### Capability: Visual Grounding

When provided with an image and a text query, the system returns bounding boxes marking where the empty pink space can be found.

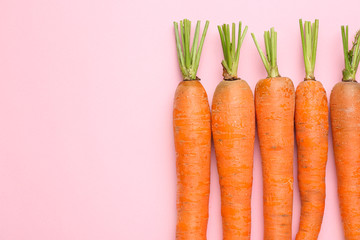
[0,0,359,239]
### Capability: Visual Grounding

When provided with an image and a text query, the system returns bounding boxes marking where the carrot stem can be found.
[251,28,280,78]
[217,22,248,78]
[190,21,200,68]
[342,25,360,81]
[174,19,209,80]
[299,19,319,80]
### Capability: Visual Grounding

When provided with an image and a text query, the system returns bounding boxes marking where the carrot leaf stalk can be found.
[342,26,360,81]
[251,28,280,78]
[174,19,210,80]
[299,19,319,80]
[218,22,248,79]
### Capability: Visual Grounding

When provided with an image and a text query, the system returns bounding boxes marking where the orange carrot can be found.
[212,22,255,239]
[331,26,360,240]
[252,28,295,239]
[173,19,211,240]
[295,19,328,240]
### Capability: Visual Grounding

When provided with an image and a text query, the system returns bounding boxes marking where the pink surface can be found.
[1,0,359,239]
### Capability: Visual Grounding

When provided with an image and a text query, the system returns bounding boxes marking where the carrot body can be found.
[295,80,328,240]
[255,77,295,239]
[212,79,255,239]
[173,80,211,240]
[331,81,360,240]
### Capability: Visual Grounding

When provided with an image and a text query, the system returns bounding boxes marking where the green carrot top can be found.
[251,28,280,78]
[299,19,319,80]
[342,26,360,81]
[174,19,209,80]
[217,22,248,80]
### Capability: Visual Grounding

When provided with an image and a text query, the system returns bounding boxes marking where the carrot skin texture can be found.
[212,80,255,239]
[331,82,360,240]
[255,77,295,240]
[173,80,211,240]
[295,80,328,240]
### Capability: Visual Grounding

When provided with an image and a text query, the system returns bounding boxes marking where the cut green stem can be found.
[342,25,360,81]
[217,22,248,79]
[174,19,209,80]
[251,28,280,78]
[299,19,319,80]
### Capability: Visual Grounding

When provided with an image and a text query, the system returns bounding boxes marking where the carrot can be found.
[173,19,211,240]
[295,19,328,240]
[212,22,255,239]
[330,26,360,240]
[252,28,295,239]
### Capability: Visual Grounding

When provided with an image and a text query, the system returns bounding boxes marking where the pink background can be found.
[1,0,359,239]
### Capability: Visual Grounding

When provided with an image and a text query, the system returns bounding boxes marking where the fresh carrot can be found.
[295,19,328,240]
[212,22,255,239]
[252,28,295,239]
[173,19,211,240]
[330,26,360,240]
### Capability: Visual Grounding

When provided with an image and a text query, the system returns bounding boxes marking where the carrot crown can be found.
[217,22,248,79]
[342,26,360,81]
[174,19,210,80]
[251,28,280,78]
[299,19,319,80]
